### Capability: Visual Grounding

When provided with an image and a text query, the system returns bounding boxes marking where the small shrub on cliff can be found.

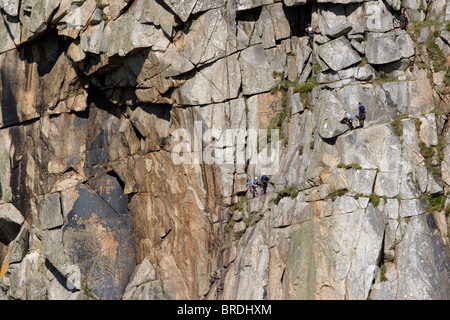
[426,194,446,213]
[379,264,388,282]
[390,113,408,136]
[369,193,381,207]
[426,35,447,73]
[326,188,348,201]
[419,141,435,158]
[274,185,299,205]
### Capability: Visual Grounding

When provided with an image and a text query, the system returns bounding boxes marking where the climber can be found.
[305,23,314,47]
[400,7,408,30]
[354,102,366,128]
[260,173,270,195]
[340,110,354,130]
[250,177,258,198]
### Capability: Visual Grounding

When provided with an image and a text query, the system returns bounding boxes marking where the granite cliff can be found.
[0,0,449,300]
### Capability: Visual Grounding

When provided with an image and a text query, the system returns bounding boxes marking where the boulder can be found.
[240,44,283,96]
[0,203,24,244]
[366,36,401,65]
[41,193,63,230]
[178,8,229,66]
[0,0,20,16]
[161,0,197,22]
[177,53,241,105]
[287,87,304,115]
[295,37,312,79]
[122,258,166,300]
[318,4,353,38]
[20,0,61,41]
[315,90,349,139]
[132,0,177,37]
[418,113,439,147]
[363,1,394,33]
[317,36,361,71]
[255,6,276,49]
[350,39,365,55]
[396,34,415,58]
[354,64,375,81]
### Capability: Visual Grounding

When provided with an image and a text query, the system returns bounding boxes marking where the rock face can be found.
[0,0,449,300]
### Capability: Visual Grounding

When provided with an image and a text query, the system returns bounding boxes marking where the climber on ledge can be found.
[354,102,366,128]
[400,7,408,30]
[250,177,259,198]
[305,23,314,47]
[260,173,270,195]
[340,111,354,130]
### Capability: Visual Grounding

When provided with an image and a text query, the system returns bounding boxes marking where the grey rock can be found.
[283,0,307,5]
[287,88,304,115]
[240,44,283,96]
[317,70,340,83]
[161,0,197,22]
[222,221,269,299]
[61,183,135,300]
[399,199,427,218]
[123,258,166,300]
[354,64,375,81]
[346,169,377,195]
[0,0,19,16]
[255,6,277,49]
[315,90,349,139]
[419,113,439,147]
[266,3,291,42]
[0,203,24,244]
[20,0,61,41]
[350,39,365,55]
[385,0,401,11]
[396,215,449,299]
[418,27,429,44]
[366,36,401,65]
[347,204,385,299]
[396,34,415,58]
[317,36,361,71]
[235,0,273,11]
[318,4,353,38]
[179,8,229,66]
[177,53,241,105]
[363,1,394,33]
[41,193,63,230]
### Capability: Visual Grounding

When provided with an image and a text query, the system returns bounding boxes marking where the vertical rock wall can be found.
[0,0,449,300]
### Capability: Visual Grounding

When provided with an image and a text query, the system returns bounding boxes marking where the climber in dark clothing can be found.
[260,173,269,195]
[400,7,408,30]
[354,102,366,128]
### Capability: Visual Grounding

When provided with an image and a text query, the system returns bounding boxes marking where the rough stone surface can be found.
[0,0,449,302]
[366,36,401,64]
[317,36,361,71]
